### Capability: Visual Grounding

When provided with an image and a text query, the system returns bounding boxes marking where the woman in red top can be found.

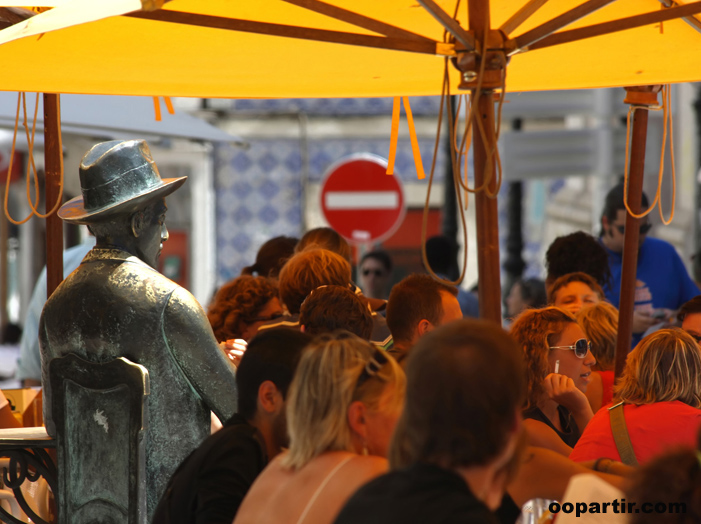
[570,328,701,465]
[576,302,619,413]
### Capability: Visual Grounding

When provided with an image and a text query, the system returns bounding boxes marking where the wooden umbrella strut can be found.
[465,0,505,323]
[613,86,661,379]
[43,93,63,298]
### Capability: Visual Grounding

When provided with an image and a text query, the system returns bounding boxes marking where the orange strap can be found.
[153,96,162,121]
[386,97,400,175]
[163,96,175,115]
[386,97,425,180]
[402,96,425,180]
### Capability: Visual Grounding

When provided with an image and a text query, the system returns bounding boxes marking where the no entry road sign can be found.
[320,154,405,244]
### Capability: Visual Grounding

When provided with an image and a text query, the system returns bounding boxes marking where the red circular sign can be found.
[320,154,405,244]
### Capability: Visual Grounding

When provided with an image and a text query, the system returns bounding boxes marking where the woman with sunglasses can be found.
[510,307,596,456]
[570,328,701,466]
[234,331,406,524]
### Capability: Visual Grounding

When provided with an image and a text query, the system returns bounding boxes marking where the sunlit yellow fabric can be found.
[0,0,699,97]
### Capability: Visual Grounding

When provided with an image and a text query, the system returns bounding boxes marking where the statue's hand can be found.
[220,339,247,368]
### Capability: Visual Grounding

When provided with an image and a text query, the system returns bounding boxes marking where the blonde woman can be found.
[570,328,701,465]
[234,332,406,524]
[510,307,596,456]
[576,302,619,412]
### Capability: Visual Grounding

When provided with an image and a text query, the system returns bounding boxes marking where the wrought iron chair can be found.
[50,354,149,524]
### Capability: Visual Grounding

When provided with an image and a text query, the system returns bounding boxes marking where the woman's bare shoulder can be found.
[344,455,388,480]
[523,419,573,456]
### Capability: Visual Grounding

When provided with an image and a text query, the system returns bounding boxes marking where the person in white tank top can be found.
[234,331,406,524]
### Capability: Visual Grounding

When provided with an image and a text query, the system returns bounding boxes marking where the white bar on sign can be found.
[325,191,399,210]
[352,230,371,241]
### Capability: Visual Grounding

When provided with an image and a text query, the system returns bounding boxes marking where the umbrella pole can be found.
[468,0,502,323]
[43,93,63,298]
[473,92,502,322]
[613,86,660,378]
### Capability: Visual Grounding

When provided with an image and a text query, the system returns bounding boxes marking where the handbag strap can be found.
[608,401,639,467]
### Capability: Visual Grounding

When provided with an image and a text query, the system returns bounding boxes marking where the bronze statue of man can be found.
[39,139,238,518]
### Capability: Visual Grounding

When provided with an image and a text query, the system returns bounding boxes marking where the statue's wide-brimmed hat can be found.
[58,139,187,224]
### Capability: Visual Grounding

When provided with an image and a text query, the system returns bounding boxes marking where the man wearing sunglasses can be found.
[600,182,699,347]
[358,250,393,301]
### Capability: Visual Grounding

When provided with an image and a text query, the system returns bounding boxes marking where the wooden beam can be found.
[416,0,476,51]
[126,10,441,55]
[658,0,701,35]
[614,95,652,378]
[43,93,63,298]
[0,186,6,332]
[0,6,35,30]
[528,0,701,51]
[512,0,616,50]
[500,0,549,36]
[468,0,502,324]
[280,0,434,41]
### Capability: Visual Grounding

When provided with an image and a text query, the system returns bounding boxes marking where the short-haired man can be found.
[358,250,393,300]
[299,285,373,340]
[333,319,525,524]
[599,183,699,346]
[153,329,311,524]
[386,274,463,361]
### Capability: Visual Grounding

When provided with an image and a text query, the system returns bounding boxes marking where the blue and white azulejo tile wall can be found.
[212,97,450,285]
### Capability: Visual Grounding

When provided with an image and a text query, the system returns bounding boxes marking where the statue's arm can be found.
[162,287,238,422]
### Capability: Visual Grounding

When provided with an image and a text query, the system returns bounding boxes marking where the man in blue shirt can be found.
[600,183,699,347]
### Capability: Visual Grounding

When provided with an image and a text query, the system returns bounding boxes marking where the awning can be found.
[0,1,699,97]
[0,92,244,144]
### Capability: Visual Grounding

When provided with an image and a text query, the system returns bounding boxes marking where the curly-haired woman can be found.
[208,275,283,342]
[510,307,596,456]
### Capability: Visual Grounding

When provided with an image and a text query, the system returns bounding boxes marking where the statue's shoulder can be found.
[164,284,206,318]
[52,248,180,305]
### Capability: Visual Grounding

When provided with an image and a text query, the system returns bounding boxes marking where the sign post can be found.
[320,154,405,246]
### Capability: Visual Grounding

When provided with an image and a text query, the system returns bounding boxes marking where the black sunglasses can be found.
[615,222,652,235]
[356,349,389,389]
[549,338,591,358]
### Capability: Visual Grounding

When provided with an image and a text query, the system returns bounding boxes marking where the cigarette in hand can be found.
[554,360,560,374]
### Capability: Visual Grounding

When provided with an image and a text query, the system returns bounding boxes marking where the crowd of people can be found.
[148,182,701,524]
[21,169,701,523]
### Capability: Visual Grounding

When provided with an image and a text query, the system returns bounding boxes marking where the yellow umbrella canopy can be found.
[0,0,699,97]
[0,0,697,342]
